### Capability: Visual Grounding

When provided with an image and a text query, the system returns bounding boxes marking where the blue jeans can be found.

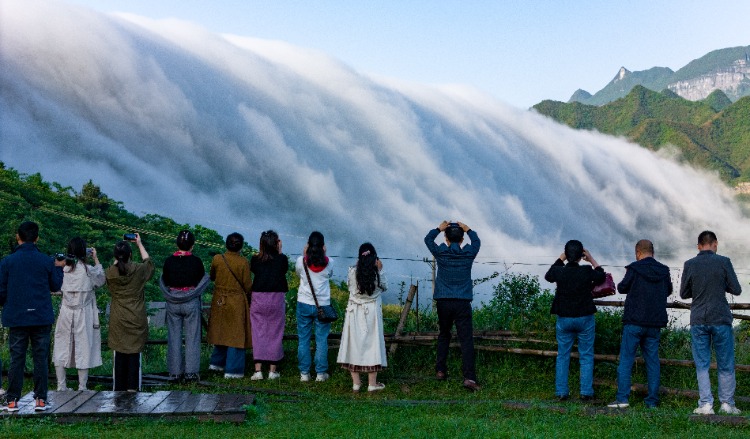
[210,345,246,375]
[555,315,595,397]
[615,325,661,406]
[691,324,736,406]
[166,298,203,376]
[7,325,51,401]
[297,302,331,375]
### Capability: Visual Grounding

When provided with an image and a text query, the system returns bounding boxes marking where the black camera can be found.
[54,253,67,261]
[448,222,461,229]
[123,233,137,241]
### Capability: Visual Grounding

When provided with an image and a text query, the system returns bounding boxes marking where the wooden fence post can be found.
[389,284,418,355]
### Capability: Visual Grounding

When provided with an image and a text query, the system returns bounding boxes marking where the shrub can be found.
[475,272,555,334]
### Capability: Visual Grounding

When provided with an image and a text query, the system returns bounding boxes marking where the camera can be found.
[448,222,461,228]
[86,247,94,256]
[123,233,137,241]
[54,253,67,261]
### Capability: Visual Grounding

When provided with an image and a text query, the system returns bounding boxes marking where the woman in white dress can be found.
[53,237,106,391]
[337,242,387,392]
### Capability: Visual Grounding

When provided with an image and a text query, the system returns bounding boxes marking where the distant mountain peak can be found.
[568,89,592,103]
[564,45,750,106]
[615,67,631,82]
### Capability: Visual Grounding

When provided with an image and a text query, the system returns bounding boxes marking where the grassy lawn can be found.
[1,345,749,438]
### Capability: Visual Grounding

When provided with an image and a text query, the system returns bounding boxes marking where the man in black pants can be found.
[424,221,481,391]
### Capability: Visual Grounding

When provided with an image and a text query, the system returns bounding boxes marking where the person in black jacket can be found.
[545,239,605,401]
[607,240,672,409]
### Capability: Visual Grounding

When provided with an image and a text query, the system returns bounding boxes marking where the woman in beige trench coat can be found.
[207,232,252,378]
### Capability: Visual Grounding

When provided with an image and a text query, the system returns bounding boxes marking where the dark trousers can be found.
[7,325,51,401]
[113,351,141,391]
[435,299,476,381]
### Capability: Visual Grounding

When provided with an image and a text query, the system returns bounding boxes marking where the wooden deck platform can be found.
[0,390,254,423]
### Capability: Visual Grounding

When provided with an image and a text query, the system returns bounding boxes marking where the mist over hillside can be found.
[2,0,750,294]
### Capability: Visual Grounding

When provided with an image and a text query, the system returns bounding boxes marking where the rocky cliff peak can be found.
[614,67,631,82]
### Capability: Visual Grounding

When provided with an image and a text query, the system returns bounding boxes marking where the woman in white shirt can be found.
[295,231,333,382]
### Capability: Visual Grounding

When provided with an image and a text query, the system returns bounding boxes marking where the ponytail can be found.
[113,241,132,276]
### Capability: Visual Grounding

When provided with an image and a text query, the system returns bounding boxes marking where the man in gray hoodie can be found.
[680,231,742,415]
[607,239,672,409]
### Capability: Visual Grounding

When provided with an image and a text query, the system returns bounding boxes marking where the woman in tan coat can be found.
[207,232,252,378]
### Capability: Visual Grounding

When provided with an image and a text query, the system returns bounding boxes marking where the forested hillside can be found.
[533,87,750,182]
[0,163,235,301]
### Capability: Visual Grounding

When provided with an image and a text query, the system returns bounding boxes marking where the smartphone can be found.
[123,233,137,241]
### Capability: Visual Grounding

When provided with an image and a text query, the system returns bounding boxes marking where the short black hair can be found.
[698,230,717,246]
[17,221,39,243]
[445,225,464,243]
[564,240,584,262]
[226,232,244,252]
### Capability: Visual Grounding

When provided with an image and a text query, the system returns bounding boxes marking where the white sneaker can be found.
[208,364,224,372]
[607,401,629,409]
[693,403,714,415]
[300,373,311,382]
[315,373,330,382]
[223,373,244,379]
[720,402,741,415]
[250,371,264,381]
[268,371,280,380]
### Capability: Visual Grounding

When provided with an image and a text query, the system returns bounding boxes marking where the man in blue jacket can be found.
[680,230,742,415]
[424,221,481,391]
[607,239,672,409]
[0,221,64,412]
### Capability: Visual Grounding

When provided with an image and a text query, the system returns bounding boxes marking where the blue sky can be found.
[64,0,749,108]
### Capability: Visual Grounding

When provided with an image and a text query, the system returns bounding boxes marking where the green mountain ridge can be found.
[569,45,750,106]
[534,87,750,183]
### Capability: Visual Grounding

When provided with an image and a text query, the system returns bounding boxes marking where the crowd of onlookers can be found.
[0,220,744,416]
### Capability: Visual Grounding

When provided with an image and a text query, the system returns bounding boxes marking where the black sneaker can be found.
[184,373,200,383]
[580,395,595,402]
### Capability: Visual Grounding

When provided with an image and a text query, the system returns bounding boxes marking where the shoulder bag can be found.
[303,259,338,323]
[221,254,251,303]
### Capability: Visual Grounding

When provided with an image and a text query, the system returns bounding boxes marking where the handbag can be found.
[303,259,338,323]
[592,272,616,298]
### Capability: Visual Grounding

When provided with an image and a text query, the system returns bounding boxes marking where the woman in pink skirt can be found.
[249,230,289,380]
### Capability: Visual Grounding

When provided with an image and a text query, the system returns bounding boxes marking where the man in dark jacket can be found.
[545,240,605,401]
[0,221,64,412]
[680,230,742,415]
[607,240,672,409]
[424,221,480,391]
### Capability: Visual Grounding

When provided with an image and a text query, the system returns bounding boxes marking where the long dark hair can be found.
[355,242,381,296]
[66,237,88,273]
[258,230,280,262]
[113,240,132,276]
[305,231,327,268]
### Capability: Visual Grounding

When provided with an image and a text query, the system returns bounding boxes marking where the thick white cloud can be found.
[1,0,749,301]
